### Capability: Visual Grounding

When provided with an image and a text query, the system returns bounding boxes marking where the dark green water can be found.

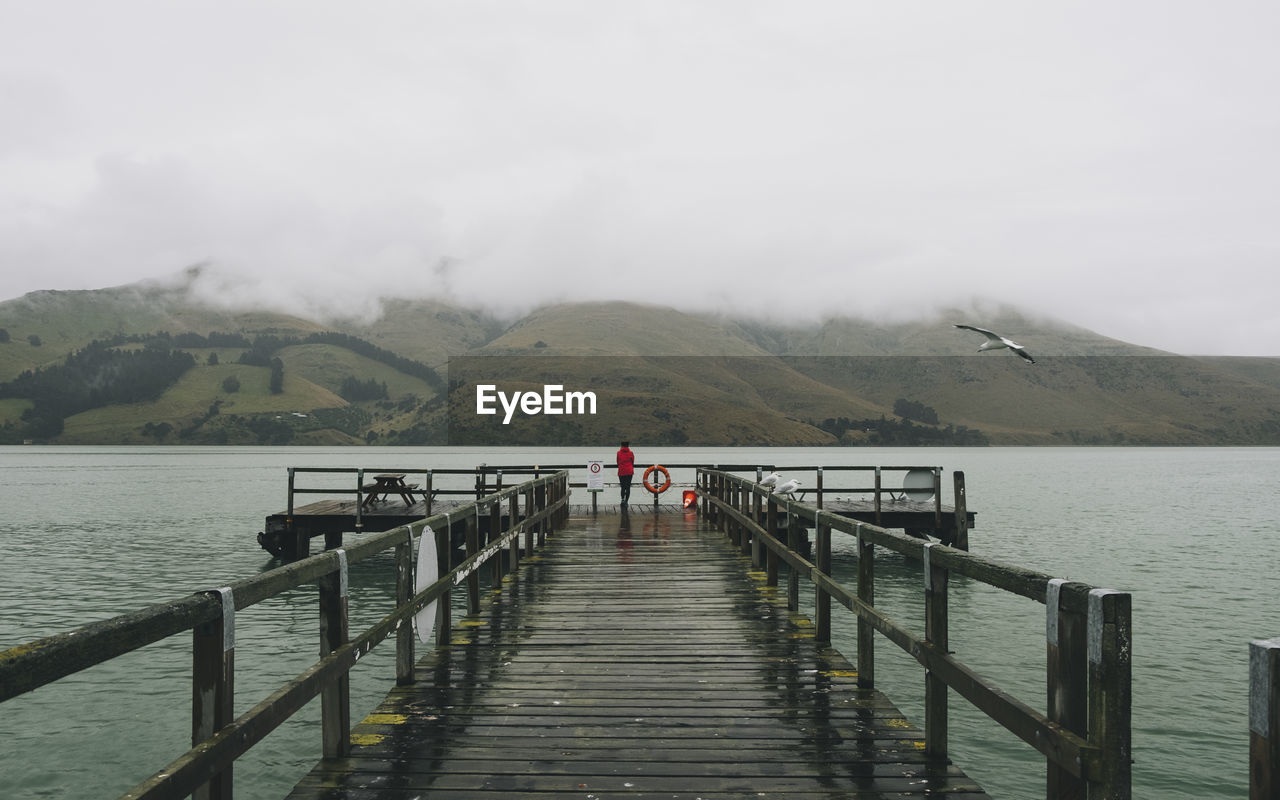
[1,445,1275,799]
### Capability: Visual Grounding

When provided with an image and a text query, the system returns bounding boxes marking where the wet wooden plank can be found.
[285,513,990,799]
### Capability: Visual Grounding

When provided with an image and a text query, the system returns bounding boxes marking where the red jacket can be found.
[616,447,635,476]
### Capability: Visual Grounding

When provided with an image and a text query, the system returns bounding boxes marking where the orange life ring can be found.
[642,464,672,494]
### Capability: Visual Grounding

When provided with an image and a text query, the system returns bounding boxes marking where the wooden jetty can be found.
[286,511,988,798]
[15,463,1249,800]
[259,464,977,560]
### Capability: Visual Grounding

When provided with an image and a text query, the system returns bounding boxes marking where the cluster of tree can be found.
[339,376,389,402]
[0,340,196,441]
[892,398,939,424]
[54,329,443,393]
[817,415,989,446]
[304,332,444,391]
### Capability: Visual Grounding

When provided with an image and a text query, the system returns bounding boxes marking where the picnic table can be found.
[361,473,419,507]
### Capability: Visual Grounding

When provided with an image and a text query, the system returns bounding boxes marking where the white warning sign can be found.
[586,460,604,492]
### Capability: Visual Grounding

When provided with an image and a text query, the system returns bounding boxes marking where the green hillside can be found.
[4,279,1280,446]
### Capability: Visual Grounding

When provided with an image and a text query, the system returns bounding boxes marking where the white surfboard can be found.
[413,525,439,644]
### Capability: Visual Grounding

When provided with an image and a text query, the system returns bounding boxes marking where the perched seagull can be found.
[758,472,781,490]
[954,324,1036,364]
[773,478,801,498]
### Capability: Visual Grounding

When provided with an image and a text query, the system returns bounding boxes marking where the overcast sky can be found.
[2,2,1278,355]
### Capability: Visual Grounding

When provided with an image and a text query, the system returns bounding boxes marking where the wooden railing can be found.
[697,467,1132,800]
[0,471,571,800]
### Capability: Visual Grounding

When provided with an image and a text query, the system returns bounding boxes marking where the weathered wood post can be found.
[287,467,296,516]
[757,496,778,583]
[354,468,364,533]
[710,472,720,529]
[815,514,831,645]
[319,549,351,759]
[435,523,451,646]
[816,467,824,510]
[395,533,414,685]
[1088,589,1132,799]
[764,495,778,579]
[489,499,503,586]
[508,490,521,574]
[1046,578,1087,799]
[932,467,943,531]
[749,483,762,557]
[465,509,481,614]
[1250,637,1280,799]
[535,470,546,547]
[953,471,969,551]
[857,525,875,689]
[424,470,433,515]
[192,587,235,800]
[786,511,801,611]
[524,486,536,558]
[873,467,882,527]
[739,481,753,557]
[923,542,949,761]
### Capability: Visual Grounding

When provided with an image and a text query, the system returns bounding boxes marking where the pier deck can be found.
[285,511,989,799]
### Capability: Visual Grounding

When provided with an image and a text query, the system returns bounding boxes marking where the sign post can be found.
[586,460,604,515]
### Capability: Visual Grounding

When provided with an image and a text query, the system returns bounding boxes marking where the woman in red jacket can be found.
[616,441,635,505]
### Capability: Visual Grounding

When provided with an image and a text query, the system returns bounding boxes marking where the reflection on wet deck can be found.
[286,511,989,799]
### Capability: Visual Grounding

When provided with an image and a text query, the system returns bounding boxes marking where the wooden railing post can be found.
[435,522,451,647]
[465,509,481,614]
[524,487,535,558]
[953,471,969,551]
[287,467,296,516]
[857,525,875,689]
[354,468,364,532]
[816,467,824,510]
[1252,637,1280,799]
[739,481,753,557]
[786,511,800,611]
[319,550,350,760]
[192,587,235,800]
[490,500,503,586]
[535,477,547,547]
[751,484,762,557]
[932,467,943,530]
[923,542,949,761]
[1088,589,1132,799]
[873,467,882,526]
[508,490,521,574]
[815,517,831,645]
[764,496,778,581]
[424,470,433,514]
[395,535,415,685]
[727,479,738,546]
[1046,578,1088,799]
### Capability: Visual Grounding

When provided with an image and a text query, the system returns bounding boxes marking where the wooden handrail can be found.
[697,467,1132,799]
[0,471,571,800]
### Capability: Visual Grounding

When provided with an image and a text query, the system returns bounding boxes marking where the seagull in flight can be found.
[954,324,1036,364]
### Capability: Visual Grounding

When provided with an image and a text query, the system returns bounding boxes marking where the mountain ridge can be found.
[2,278,1278,446]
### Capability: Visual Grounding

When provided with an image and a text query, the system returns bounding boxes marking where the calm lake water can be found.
[0,445,1276,799]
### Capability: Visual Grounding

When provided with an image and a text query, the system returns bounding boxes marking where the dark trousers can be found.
[619,474,633,503]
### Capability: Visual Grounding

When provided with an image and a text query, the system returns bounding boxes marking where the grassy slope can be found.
[6,280,1280,445]
[60,361,348,444]
[279,343,439,400]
